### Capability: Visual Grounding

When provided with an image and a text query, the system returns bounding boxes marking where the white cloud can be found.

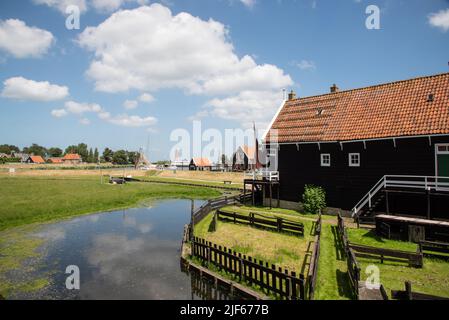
[77,4,292,94]
[0,19,54,58]
[91,0,149,13]
[106,114,157,127]
[65,100,102,114]
[295,59,316,71]
[429,9,449,32]
[77,4,292,127]
[1,77,69,101]
[206,90,284,129]
[123,99,138,110]
[138,93,155,103]
[33,0,88,13]
[80,117,91,125]
[51,108,68,117]
[240,0,256,8]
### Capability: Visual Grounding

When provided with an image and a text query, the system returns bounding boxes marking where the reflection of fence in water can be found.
[189,271,236,301]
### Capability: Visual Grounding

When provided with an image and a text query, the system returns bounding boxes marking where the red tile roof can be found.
[49,157,63,163]
[191,158,212,167]
[266,73,449,144]
[62,153,82,160]
[29,156,45,163]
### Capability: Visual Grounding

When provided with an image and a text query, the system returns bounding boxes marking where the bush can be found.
[302,185,326,215]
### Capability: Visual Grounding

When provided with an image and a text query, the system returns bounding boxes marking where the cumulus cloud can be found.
[77,4,292,126]
[138,93,155,103]
[51,99,157,129]
[296,59,316,71]
[33,0,88,13]
[429,9,449,32]
[1,77,69,101]
[105,114,157,127]
[206,90,284,129]
[91,0,149,13]
[0,19,54,58]
[123,99,138,110]
[65,100,102,114]
[240,0,256,8]
[51,109,68,117]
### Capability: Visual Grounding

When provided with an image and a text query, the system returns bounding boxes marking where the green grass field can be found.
[0,175,221,231]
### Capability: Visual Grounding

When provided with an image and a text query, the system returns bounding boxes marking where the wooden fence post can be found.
[405,281,412,300]
[299,274,305,300]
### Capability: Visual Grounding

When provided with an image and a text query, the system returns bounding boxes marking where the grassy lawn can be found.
[0,175,221,231]
[346,226,449,298]
[193,206,315,274]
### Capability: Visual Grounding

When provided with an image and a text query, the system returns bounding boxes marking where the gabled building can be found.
[62,153,82,165]
[189,158,212,171]
[264,72,449,220]
[47,157,63,164]
[232,145,256,171]
[26,155,46,164]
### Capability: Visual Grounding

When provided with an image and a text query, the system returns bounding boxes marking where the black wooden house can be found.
[264,73,449,221]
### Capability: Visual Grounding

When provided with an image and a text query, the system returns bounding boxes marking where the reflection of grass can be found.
[0,225,49,298]
[0,175,221,231]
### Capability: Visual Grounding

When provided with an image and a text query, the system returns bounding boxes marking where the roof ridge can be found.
[289,72,449,102]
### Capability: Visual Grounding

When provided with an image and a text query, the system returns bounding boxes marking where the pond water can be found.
[3,199,236,300]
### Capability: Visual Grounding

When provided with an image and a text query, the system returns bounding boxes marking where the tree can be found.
[0,144,20,155]
[48,147,63,157]
[112,150,128,165]
[94,148,99,163]
[102,148,114,163]
[77,143,88,162]
[65,145,78,155]
[88,148,94,163]
[302,185,326,215]
[23,144,47,157]
[128,151,138,165]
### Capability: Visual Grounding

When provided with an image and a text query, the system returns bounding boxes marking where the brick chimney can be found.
[288,90,297,100]
[330,84,339,93]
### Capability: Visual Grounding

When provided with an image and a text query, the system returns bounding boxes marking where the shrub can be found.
[302,185,326,215]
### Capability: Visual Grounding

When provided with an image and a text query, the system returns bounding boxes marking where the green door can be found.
[437,154,449,188]
[438,154,449,177]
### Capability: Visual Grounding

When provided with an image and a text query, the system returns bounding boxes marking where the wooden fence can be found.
[349,243,423,268]
[391,281,449,300]
[216,210,304,236]
[192,194,252,226]
[419,241,449,260]
[191,237,306,300]
[307,215,322,300]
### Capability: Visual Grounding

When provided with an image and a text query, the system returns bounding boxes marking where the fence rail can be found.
[216,210,304,236]
[391,281,449,300]
[307,215,322,300]
[191,237,306,300]
[352,175,449,218]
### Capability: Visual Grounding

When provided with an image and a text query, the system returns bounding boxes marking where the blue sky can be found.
[1,0,449,161]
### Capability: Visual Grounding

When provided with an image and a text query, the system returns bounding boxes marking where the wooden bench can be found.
[223,180,232,185]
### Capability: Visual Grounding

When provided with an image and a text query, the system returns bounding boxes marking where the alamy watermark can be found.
[366,5,381,30]
[65,265,80,290]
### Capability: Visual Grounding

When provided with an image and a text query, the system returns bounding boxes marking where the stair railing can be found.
[351,175,449,218]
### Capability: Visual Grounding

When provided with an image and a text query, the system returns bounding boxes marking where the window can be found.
[349,153,360,167]
[437,145,449,154]
[320,154,331,167]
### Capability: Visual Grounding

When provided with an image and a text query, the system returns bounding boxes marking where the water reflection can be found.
[3,199,240,300]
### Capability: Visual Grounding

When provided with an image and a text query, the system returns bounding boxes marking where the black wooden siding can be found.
[277,136,449,218]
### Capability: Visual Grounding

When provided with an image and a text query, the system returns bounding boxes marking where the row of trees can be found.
[0,143,140,165]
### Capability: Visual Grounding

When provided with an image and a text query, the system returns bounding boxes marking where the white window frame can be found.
[348,153,360,167]
[320,153,331,167]
[435,144,449,179]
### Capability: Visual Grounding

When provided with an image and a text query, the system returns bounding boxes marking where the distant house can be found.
[189,158,212,171]
[0,153,10,158]
[26,156,46,164]
[62,153,82,165]
[11,152,29,163]
[47,157,63,164]
[171,159,190,171]
[232,145,256,171]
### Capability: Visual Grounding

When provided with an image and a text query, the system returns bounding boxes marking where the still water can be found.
[6,199,235,300]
